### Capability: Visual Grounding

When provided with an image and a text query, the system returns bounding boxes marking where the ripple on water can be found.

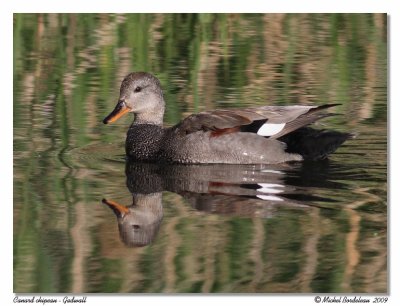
[64,142,126,169]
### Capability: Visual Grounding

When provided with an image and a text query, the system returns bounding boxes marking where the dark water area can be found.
[13,14,387,293]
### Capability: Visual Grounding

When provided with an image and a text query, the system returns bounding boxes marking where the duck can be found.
[103,72,352,164]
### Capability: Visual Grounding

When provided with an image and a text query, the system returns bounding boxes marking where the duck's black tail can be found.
[279,127,354,161]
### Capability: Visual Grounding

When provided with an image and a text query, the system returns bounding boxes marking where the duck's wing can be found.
[174,109,263,134]
[174,104,339,138]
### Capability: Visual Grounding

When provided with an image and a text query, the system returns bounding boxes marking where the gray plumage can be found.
[104,72,352,164]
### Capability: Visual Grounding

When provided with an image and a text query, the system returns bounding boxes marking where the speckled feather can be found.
[105,72,352,164]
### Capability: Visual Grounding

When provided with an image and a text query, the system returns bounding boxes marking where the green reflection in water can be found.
[13,13,387,293]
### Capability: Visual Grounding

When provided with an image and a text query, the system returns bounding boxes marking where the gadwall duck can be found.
[103,72,351,164]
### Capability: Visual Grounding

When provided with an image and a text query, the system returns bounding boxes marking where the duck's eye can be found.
[134,86,142,93]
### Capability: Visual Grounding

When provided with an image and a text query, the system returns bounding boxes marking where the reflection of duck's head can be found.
[102,193,163,247]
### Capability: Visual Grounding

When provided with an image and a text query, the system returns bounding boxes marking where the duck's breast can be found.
[126,124,165,161]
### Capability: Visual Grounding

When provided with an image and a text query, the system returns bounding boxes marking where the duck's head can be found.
[103,72,165,125]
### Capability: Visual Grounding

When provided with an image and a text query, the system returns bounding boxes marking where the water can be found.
[13,13,387,293]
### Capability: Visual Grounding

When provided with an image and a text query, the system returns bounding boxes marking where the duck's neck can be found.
[134,107,165,126]
[131,193,163,216]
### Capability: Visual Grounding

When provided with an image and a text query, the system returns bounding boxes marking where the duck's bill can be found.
[103,100,130,124]
[102,198,130,217]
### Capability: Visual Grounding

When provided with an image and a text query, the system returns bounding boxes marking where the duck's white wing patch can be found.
[256,195,284,201]
[261,169,284,174]
[257,123,285,136]
[256,183,285,201]
[257,183,284,194]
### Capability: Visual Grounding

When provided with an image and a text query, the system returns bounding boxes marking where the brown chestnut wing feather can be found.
[174,109,264,134]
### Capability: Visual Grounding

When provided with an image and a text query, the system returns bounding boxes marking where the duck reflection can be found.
[102,159,350,247]
[102,194,163,247]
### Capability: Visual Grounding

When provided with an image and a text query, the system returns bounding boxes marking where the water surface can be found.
[13,13,387,293]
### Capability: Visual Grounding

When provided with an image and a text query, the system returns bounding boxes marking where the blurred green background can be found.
[13,14,387,293]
